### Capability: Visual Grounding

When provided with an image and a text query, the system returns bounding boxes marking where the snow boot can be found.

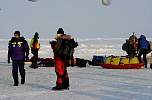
[150,64,152,69]
[30,62,38,69]
[21,78,25,84]
[13,76,18,86]
[145,65,147,68]
[20,71,25,84]
[62,79,69,90]
[21,75,25,84]
[52,85,63,90]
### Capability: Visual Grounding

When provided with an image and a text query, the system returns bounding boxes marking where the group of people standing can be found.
[122,33,152,69]
[7,30,152,90]
[8,28,78,90]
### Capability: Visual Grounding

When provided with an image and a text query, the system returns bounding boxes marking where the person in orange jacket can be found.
[50,28,78,90]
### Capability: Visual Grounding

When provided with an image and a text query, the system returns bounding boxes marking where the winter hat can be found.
[140,35,146,40]
[34,32,39,36]
[14,31,20,36]
[34,32,39,39]
[57,28,64,34]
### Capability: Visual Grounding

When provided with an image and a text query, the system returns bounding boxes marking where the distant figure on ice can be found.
[122,32,138,57]
[137,35,150,68]
[8,31,29,86]
[30,32,40,68]
[129,32,138,54]
[50,28,78,90]
[122,39,135,57]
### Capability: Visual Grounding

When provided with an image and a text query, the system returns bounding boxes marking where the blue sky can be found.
[0,0,152,39]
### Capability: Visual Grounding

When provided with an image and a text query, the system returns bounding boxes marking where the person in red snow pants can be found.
[51,28,78,90]
[54,56,69,90]
[50,28,70,90]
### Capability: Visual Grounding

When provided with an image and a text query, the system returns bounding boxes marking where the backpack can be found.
[55,38,78,60]
[76,58,87,67]
[54,39,71,60]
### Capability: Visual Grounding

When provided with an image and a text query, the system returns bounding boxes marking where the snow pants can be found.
[30,49,38,68]
[138,48,148,68]
[12,60,25,84]
[54,57,69,88]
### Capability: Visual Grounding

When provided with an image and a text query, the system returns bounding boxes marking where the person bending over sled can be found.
[50,28,78,90]
[8,31,29,86]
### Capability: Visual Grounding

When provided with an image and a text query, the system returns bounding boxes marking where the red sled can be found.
[100,63,144,69]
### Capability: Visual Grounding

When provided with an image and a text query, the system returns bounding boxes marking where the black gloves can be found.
[8,58,10,63]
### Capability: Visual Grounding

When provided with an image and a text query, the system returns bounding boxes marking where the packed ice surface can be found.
[0,64,152,100]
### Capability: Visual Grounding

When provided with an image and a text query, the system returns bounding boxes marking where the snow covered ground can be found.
[1,38,152,100]
[0,63,152,100]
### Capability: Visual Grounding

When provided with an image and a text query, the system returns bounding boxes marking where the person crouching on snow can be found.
[30,32,40,68]
[8,31,29,86]
[50,28,78,90]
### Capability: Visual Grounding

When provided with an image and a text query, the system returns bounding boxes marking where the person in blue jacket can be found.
[8,31,29,86]
[138,35,150,68]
